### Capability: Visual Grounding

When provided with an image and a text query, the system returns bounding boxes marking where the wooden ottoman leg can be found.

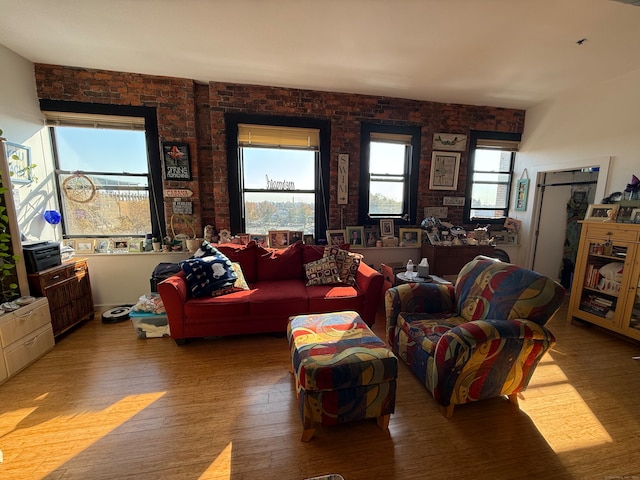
[301,427,315,442]
[376,414,390,431]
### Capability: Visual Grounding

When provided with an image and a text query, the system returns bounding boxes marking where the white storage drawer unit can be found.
[0,297,54,384]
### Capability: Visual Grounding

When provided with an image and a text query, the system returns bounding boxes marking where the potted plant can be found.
[0,128,20,304]
[151,237,162,252]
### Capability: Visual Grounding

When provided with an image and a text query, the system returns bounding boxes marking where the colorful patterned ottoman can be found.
[287,310,398,441]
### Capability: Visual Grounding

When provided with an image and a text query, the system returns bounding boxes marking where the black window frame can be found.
[225,113,331,241]
[464,130,521,225]
[39,99,165,239]
[358,123,421,226]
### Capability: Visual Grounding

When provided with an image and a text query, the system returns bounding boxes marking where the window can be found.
[41,101,164,238]
[358,124,421,225]
[464,131,521,224]
[226,114,330,240]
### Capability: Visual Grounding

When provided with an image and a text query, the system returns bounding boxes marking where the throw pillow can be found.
[305,255,343,286]
[179,252,238,298]
[211,262,250,297]
[322,246,362,286]
[192,240,220,258]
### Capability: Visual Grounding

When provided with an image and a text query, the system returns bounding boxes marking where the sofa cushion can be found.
[211,262,250,297]
[305,256,343,286]
[179,253,238,298]
[306,284,363,314]
[216,241,258,283]
[248,279,308,316]
[256,241,304,281]
[184,290,253,322]
[302,243,350,264]
[323,245,361,286]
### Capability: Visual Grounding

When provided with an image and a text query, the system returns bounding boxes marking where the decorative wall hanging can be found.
[514,169,530,211]
[337,153,348,205]
[442,197,464,206]
[432,133,467,151]
[429,152,460,190]
[162,142,192,180]
[5,142,32,183]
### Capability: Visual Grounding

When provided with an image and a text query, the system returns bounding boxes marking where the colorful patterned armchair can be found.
[385,256,565,417]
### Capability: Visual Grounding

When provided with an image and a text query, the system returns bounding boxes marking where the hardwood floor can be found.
[1,301,639,480]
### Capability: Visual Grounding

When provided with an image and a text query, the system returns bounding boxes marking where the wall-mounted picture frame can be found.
[5,142,33,183]
[432,133,467,151]
[426,232,441,245]
[364,225,380,247]
[584,204,618,221]
[346,226,365,247]
[399,228,421,247]
[429,151,461,190]
[161,142,192,180]
[76,239,95,253]
[268,230,290,248]
[289,231,303,244]
[380,219,394,237]
[326,229,346,246]
[250,234,268,247]
[514,178,530,211]
[631,208,640,224]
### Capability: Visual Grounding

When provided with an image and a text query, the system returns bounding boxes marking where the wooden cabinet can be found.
[0,297,54,385]
[568,222,640,341]
[420,244,495,276]
[28,259,95,338]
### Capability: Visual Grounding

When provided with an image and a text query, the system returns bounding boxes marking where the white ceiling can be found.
[1,0,640,110]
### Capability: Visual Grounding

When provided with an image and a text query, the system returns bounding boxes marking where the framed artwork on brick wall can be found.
[162,142,191,180]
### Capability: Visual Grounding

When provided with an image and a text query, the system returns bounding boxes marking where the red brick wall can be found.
[34,64,525,237]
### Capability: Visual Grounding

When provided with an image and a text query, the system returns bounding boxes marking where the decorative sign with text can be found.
[162,142,192,180]
[173,201,193,214]
[164,189,193,198]
[338,154,348,205]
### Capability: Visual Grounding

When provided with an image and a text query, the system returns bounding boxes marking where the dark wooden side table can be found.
[420,244,495,276]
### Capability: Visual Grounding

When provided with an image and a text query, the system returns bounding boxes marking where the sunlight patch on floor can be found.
[197,441,232,480]
[523,353,612,453]
[0,391,165,476]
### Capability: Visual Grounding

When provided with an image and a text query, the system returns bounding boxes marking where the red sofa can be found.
[158,241,383,345]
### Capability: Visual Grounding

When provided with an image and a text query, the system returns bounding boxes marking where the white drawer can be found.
[4,323,54,377]
[0,297,50,348]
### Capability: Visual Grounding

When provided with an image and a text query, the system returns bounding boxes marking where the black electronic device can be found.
[22,241,62,273]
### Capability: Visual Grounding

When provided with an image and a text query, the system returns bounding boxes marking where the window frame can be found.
[463,130,521,224]
[39,99,165,239]
[358,123,421,226]
[225,113,330,240]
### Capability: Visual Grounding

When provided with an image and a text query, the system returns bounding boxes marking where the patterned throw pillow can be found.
[211,262,250,297]
[304,256,343,286]
[179,251,238,298]
[322,246,362,286]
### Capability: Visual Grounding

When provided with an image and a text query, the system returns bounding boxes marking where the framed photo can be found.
[62,239,76,250]
[585,204,618,221]
[399,228,421,247]
[76,239,95,253]
[615,200,640,223]
[237,233,250,245]
[112,239,130,250]
[364,225,380,247]
[429,151,461,190]
[432,133,467,151]
[250,234,268,247]
[504,217,522,232]
[426,232,441,245]
[326,229,347,246]
[161,142,192,180]
[514,178,530,211]
[303,234,315,245]
[380,219,394,237]
[631,208,640,224]
[268,230,290,248]
[95,239,110,253]
[5,142,32,183]
[129,240,143,252]
[289,231,304,244]
[346,226,365,247]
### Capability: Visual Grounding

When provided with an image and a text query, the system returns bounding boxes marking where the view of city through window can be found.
[469,149,512,219]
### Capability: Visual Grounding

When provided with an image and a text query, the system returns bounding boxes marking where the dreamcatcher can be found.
[62,173,96,203]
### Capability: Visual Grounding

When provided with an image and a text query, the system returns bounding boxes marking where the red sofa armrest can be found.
[356,261,383,326]
[157,270,189,340]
